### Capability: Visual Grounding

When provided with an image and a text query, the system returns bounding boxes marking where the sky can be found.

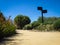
[0,0,60,22]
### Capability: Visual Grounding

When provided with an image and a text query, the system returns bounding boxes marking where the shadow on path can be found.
[0,32,23,45]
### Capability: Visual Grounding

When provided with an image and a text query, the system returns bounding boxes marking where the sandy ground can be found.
[0,30,60,45]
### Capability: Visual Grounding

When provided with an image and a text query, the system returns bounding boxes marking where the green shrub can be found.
[45,24,54,31]
[0,20,16,39]
[0,12,16,39]
[31,21,40,29]
[53,19,60,30]
[0,22,4,39]
[2,21,16,37]
[23,24,32,30]
[36,24,46,31]
[33,24,54,31]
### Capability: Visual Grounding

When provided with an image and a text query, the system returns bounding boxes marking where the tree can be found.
[14,15,31,29]
[0,12,5,22]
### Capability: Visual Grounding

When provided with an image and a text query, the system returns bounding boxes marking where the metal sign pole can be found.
[37,7,47,24]
[42,11,44,23]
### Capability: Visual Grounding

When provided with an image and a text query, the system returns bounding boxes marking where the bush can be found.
[35,24,46,31]
[23,24,32,30]
[3,21,16,37]
[53,19,60,30]
[0,19,16,39]
[0,22,4,39]
[0,12,16,39]
[45,24,54,31]
[31,21,40,29]
[33,24,54,31]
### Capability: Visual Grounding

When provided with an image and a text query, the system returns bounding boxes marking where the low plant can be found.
[53,19,60,31]
[23,24,32,30]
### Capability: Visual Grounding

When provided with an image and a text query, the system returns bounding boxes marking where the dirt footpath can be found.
[0,30,60,45]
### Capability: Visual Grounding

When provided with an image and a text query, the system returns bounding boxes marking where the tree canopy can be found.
[14,15,31,29]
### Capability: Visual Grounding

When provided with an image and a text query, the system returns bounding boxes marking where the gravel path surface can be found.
[0,30,60,45]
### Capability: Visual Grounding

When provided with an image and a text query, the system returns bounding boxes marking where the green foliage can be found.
[45,24,54,31]
[38,17,46,23]
[23,24,32,30]
[31,16,57,31]
[0,12,5,22]
[53,19,60,30]
[33,24,54,31]
[31,21,40,29]
[0,12,6,38]
[44,17,58,24]
[18,16,60,31]
[14,15,31,29]
[0,21,16,39]
[3,21,16,37]
[34,24,46,31]
[32,16,60,31]
[38,17,58,25]
[0,12,16,39]
[0,22,4,38]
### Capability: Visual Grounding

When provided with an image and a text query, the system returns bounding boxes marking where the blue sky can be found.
[0,0,60,22]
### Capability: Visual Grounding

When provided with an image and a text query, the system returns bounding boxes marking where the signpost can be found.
[37,7,47,23]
